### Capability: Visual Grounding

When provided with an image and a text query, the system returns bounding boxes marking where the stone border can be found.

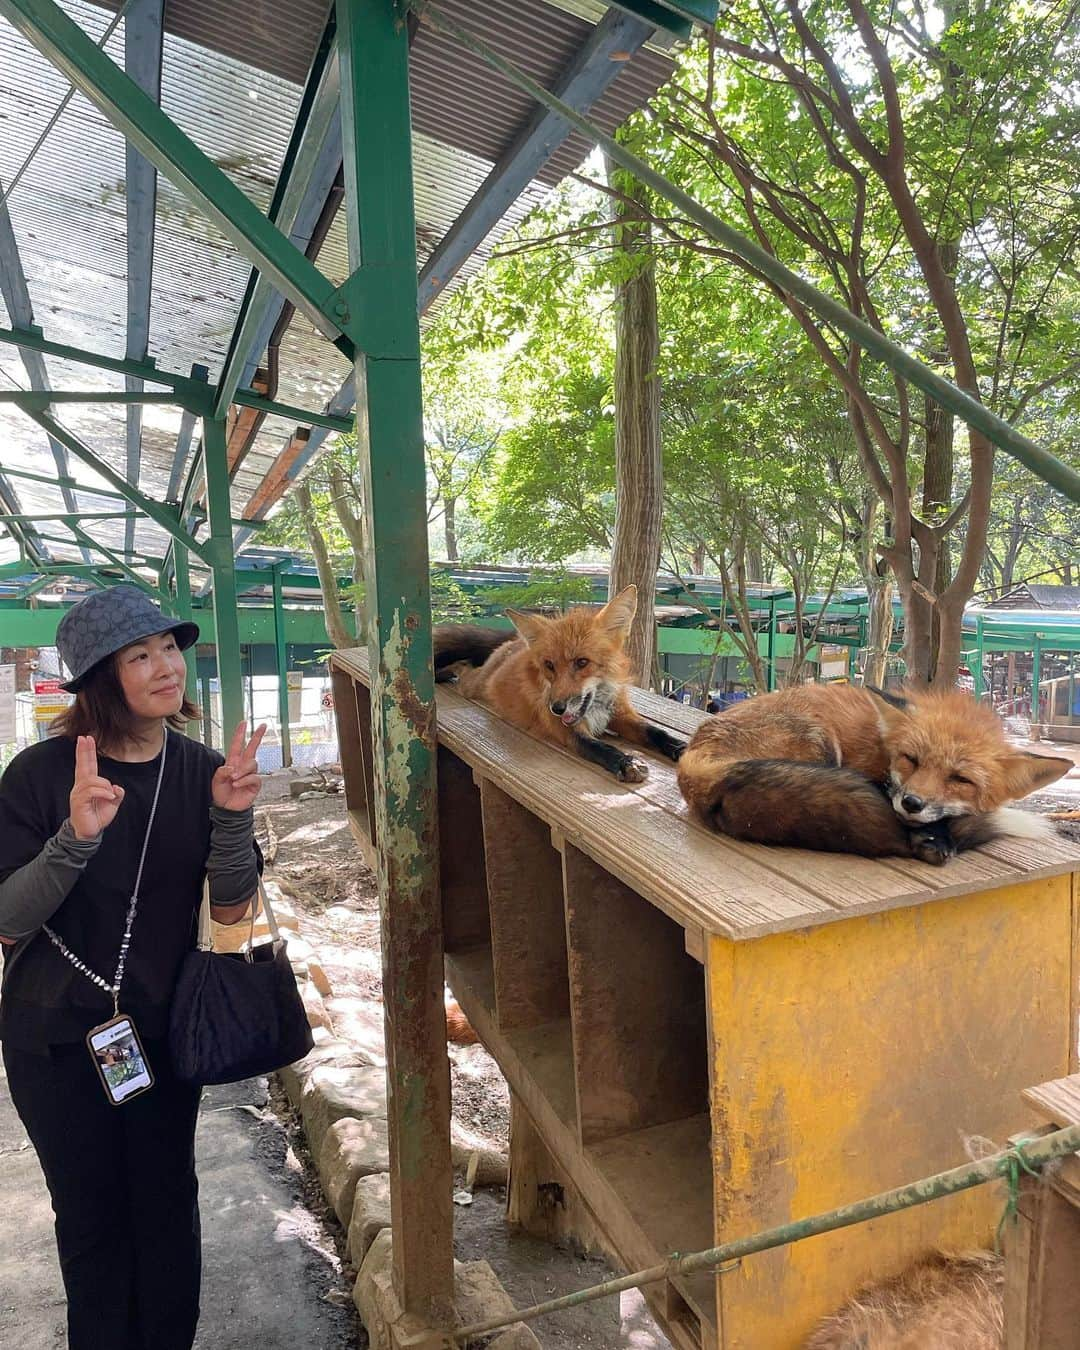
[228,874,537,1348]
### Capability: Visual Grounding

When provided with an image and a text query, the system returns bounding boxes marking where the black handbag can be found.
[168,878,314,1086]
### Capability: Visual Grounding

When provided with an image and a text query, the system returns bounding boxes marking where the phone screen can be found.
[87,1017,154,1105]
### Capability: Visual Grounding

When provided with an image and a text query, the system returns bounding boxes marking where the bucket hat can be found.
[56,585,199,692]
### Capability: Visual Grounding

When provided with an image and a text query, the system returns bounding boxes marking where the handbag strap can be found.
[197,876,282,956]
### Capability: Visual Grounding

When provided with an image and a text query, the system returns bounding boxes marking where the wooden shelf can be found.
[446,947,713,1349]
[590,1113,717,1337]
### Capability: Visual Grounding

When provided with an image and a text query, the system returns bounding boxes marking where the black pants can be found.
[3,1036,202,1350]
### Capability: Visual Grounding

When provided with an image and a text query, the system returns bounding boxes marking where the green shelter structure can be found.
[2,0,1080,1340]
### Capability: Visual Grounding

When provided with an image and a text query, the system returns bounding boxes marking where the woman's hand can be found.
[69,735,125,840]
[211,722,267,812]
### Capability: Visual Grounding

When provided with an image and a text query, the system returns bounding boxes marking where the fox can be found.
[802,1250,1003,1349]
[676,682,1070,864]
[432,585,685,783]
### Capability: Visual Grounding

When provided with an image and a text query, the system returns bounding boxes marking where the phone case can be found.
[86,1015,155,1106]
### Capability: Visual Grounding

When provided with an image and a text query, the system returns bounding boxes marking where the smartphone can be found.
[86,1016,155,1106]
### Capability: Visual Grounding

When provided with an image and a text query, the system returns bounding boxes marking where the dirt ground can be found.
[253,743,1080,1349]
[256,773,664,1349]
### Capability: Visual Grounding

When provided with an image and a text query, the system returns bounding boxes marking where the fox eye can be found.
[543,660,555,674]
[950,773,974,787]
[574,657,589,670]
[899,752,918,769]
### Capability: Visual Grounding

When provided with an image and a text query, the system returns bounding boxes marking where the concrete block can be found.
[301,977,334,1033]
[354,1229,539,1350]
[347,1171,392,1267]
[300,1063,387,1159]
[319,1116,390,1226]
[277,1037,371,1111]
[325,995,386,1065]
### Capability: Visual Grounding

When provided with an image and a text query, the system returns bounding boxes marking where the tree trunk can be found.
[297,481,353,650]
[327,459,366,641]
[607,153,662,686]
[444,496,459,563]
[864,570,895,687]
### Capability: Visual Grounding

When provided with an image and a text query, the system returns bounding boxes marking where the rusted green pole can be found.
[450,1124,1080,1344]
[336,0,453,1323]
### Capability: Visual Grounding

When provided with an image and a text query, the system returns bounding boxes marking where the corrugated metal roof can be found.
[0,0,678,582]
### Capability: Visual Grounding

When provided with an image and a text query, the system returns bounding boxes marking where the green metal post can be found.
[973,618,984,699]
[337,0,453,1320]
[272,563,293,769]
[200,671,213,748]
[1032,636,1042,728]
[767,597,776,692]
[173,543,201,739]
[202,417,244,737]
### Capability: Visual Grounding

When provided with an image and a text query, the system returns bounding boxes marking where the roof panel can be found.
[1,0,680,577]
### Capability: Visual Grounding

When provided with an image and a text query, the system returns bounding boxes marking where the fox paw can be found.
[617,756,649,784]
[908,820,956,867]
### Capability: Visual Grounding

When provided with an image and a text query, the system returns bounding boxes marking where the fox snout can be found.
[549,689,593,727]
[889,785,961,825]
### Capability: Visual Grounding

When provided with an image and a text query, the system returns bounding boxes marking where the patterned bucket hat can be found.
[56,585,199,692]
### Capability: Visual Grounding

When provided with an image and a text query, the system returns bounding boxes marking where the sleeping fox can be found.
[677,683,1069,863]
[432,586,685,783]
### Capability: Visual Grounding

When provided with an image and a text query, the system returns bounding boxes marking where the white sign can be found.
[33,677,74,724]
[0,665,15,744]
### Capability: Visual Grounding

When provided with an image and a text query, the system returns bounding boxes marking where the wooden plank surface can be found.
[331,649,1080,941]
[1022,1074,1080,1127]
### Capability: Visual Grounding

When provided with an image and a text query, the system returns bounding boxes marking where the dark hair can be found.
[50,653,200,751]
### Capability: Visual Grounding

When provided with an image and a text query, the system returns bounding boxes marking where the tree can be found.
[607,148,663,684]
[597,0,1080,683]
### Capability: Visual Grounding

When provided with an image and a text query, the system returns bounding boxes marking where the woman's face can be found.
[115,631,188,720]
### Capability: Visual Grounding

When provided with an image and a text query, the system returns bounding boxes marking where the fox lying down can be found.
[433,585,685,783]
[677,682,1069,864]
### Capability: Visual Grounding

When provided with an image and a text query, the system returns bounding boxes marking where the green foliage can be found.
[480,569,595,613]
[429,569,483,624]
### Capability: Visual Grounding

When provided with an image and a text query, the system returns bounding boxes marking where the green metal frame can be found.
[271,561,292,768]
[202,417,244,733]
[0,0,352,357]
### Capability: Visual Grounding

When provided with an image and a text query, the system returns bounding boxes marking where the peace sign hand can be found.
[69,736,125,840]
[211,722,267,812]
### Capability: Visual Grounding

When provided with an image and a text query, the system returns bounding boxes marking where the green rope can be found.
[995,1139,1042,1253]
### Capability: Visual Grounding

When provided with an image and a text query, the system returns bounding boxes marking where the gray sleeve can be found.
[0,819,103,939]
[206,806,259,906]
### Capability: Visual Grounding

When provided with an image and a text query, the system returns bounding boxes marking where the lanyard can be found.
[43,728,168,1017]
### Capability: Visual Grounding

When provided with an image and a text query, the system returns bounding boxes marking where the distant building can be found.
[986,583,1080,611]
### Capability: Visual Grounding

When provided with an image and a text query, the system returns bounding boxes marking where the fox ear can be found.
[866,685,914,736]
[595,585,638,640]
[998,751,1071,799]
[505,608,549,646]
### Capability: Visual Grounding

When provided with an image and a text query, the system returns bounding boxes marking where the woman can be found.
[0,585,265,1350]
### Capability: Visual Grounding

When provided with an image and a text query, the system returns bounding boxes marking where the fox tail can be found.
[433,624,515,679]
[678,751,922,859]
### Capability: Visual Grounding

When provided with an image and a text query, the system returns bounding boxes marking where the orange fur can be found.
[434,587,686,783]
[677,684,1068,861]
[444,996,479,1045]
[803,1251,1003,1349]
